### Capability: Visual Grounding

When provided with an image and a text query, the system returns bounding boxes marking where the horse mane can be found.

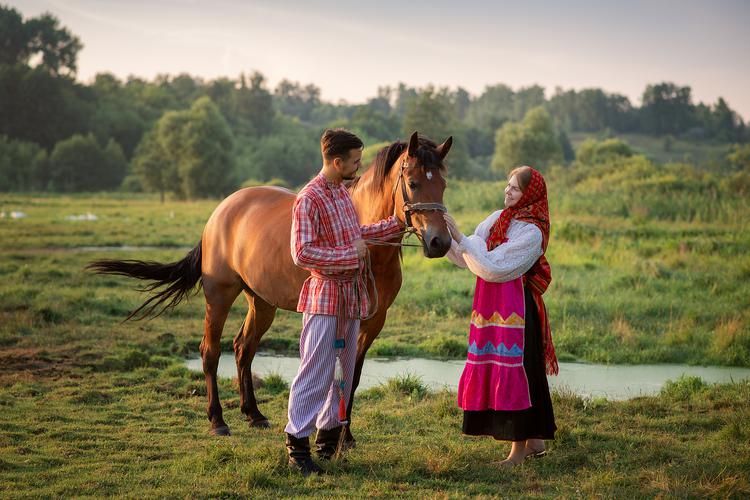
[350,136,447,194]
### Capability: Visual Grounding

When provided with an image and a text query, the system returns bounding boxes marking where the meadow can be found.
[1,174,749,497]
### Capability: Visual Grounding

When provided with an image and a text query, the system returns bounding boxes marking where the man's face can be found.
[335,148,363,180]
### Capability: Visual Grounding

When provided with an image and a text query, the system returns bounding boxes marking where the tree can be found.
[179,97,235,197]
[492,107,562,172]
[0,6,82,76]
[274,79,320,122]
[0,135,47,191]
[640,82,695,135]
[234,71,274,136]
[402,86,469,176]
[0,64,92,149]
[710,98,743,142]
[236,118,319,187]
[465,83,515,132]
[131,126,178,202]
[132,97,234,200]
[48,134,127,191]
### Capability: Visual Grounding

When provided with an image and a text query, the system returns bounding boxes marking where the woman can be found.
[444,165,557,466]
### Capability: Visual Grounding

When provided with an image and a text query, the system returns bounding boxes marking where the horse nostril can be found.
[429,237,440,248]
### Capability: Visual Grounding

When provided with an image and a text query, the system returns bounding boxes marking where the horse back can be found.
[202,186,308,310]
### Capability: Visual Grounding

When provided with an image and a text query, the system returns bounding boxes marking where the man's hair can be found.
[508,166,533,191]
[321,128,364,162]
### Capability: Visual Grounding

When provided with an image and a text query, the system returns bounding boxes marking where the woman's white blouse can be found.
[446,210,543,283]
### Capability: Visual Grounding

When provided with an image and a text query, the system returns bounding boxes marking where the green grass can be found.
[1,186,749,496]
[0,352,748,497]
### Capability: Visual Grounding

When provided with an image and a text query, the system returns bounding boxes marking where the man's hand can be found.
[353,239,368,259]
[443,214,464,243]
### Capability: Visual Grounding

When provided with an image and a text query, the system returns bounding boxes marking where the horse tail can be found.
[86,242,203,321]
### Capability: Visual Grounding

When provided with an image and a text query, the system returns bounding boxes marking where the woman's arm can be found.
[444,210,503,268]
[458,222,543,282]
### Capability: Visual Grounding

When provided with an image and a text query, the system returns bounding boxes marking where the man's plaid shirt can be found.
[291,174,402,318]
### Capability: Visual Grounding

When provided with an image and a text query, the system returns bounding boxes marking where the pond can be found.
[185,353,750,400]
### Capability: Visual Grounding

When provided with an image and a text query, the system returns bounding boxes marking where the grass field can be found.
[1,183,749,497]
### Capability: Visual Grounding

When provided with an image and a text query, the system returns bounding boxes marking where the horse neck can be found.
[348,167,398,225]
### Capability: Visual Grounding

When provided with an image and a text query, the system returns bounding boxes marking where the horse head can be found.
[392,131,453,258]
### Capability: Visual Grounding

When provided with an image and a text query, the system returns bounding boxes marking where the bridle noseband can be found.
[392,158,447,230]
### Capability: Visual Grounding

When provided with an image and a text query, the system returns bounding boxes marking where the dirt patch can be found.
[0,347,80,380]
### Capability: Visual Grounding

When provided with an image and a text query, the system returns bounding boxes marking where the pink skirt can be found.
[457,276,531,411]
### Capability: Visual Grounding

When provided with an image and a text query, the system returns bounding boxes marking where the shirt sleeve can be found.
[445,239,468,268]
[444,210,503,269]
[360,215,403,240]
[291,195,359,272]
[456,222,543,283]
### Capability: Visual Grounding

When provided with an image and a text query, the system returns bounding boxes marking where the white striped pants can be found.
[284,313,360,438]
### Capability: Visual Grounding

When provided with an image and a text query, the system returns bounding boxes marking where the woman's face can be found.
[504,174,524,208]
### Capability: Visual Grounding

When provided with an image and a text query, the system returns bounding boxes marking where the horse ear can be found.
[436,136,453,160]
[407,131,419,157]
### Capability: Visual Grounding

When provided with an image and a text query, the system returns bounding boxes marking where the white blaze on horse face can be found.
[426,171,433,181]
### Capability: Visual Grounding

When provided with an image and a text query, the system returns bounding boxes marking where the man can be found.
[286,128,403,475]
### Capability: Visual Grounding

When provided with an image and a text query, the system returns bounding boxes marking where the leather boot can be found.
[315,426,343,460]
[285,433,322,476]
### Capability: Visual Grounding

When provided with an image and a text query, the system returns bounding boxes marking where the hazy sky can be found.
[12,0,750,120]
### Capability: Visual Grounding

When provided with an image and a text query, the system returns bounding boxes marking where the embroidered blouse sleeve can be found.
[291,195,359,271]
[457,221,543,283]
[445,210,503,268]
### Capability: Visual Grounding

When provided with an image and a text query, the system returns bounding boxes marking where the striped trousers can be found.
[285,313,360,438]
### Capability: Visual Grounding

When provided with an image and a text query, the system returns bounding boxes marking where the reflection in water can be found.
[184,353,750,401]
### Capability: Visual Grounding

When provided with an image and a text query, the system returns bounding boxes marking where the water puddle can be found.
[185,353,750,400]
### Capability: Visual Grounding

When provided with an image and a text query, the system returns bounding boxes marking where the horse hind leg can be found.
[234,291,277,428]
[200,281,242,436]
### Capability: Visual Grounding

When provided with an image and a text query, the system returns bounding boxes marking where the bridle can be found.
[391,157,448,232]
[358,155,449,320]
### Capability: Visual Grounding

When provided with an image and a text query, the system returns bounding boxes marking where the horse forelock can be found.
[355,138,446,195]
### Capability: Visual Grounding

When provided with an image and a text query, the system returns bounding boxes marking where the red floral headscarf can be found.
[486,166,558,375]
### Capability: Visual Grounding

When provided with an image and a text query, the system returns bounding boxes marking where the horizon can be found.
[11,0,750,121]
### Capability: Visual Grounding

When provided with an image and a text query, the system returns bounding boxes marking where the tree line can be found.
[0,5,747,197]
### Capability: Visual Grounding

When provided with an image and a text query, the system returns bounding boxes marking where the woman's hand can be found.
[443,214,464,243]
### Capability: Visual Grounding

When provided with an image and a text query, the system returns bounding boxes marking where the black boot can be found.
[286,433,322,476]
[315,426,343,460]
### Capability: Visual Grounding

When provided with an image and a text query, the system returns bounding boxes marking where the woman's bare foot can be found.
[495,441,527,467]
[524,439,546,458]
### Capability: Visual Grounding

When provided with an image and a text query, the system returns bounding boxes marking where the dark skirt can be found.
[462,286,557,441]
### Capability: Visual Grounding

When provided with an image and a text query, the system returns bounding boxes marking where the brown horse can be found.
[88,131,452,439]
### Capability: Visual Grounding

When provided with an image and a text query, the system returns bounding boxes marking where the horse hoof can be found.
[210,425,231,436]
[249,418,271,429]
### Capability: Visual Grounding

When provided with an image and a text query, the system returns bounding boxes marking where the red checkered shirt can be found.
[291,173,402,318]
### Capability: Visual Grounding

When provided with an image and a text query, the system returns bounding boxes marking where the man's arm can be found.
[291,196,360,272]
[360,215,403,241]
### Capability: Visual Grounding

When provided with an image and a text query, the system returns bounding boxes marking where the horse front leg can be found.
[234,293,277,428]
[344,310,388,445]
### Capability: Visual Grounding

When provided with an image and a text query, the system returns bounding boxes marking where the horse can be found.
[88,131,453,440]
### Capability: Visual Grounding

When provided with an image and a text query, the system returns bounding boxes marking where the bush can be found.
[49,134,127,191]
[660,375,707,401]
[382,373,428,401]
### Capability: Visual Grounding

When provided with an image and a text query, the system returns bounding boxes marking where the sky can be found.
[11,0,750,120]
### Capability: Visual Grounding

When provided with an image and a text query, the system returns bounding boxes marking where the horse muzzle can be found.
[420,229,451,258]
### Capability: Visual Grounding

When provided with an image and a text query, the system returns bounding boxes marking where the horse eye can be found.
[408,181,418,190]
